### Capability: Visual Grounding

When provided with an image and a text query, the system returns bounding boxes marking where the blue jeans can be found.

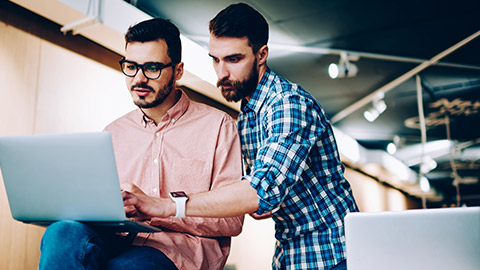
[39,221,177,270]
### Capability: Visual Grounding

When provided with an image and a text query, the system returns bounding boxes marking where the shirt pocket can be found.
[171,158,211,193]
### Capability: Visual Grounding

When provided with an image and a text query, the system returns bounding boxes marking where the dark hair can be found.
[125,18,181,63]
[209,3,268,53]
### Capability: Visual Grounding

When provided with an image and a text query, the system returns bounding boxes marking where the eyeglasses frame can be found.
[119,58,175,80]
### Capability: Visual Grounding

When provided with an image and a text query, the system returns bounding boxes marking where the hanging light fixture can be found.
[363,92,387,122]
[387,142,397,155]
[419,176,431,193]
[328,52,358,79]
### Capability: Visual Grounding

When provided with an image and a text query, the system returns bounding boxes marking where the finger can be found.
[122,190,136,199]
[125,207,137,217]
[129,215,147,222]
[121,183,135,192]
[131,185,148,195]
[122,192,138,206]
[122,189,131,197]
[124,205,136,214]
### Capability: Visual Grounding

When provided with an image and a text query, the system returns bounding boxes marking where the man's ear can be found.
[257,45,269,65]
[174,62,184,81]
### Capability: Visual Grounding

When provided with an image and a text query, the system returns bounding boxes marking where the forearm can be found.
[186,180,259,218]
[123,181,258,219]
[151,216,244,237]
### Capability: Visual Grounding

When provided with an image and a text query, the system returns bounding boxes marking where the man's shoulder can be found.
[266,76,311,105]
[262,70,301,98]
[104,109,140,131]
[260,72,324,117]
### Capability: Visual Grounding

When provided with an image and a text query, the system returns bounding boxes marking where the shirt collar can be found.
[137,89,190,128]
[242,67,276,114]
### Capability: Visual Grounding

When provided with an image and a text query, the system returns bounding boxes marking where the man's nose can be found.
[133,68,148,84]
[216,62,230,82]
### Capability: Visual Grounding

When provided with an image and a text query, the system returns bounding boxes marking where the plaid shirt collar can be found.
[242,67,276,114]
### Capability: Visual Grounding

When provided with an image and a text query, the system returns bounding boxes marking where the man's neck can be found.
[245,65,268,102]
[142,90,180,125]
[257,64,267,84]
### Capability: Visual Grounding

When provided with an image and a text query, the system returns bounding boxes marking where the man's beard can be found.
[132,74,175,109]
[217,60,258,102]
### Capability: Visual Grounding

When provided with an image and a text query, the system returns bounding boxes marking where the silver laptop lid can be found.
[0,132,126,222]
[345,207,480,270]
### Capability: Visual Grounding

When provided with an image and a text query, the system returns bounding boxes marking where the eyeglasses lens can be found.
[120,61,162,79]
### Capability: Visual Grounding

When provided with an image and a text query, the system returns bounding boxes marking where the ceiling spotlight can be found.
[387,142,397,155]
[363,93,387,122]
[420,176,431,193]
[328,52,358,79]
[420,155,437,174]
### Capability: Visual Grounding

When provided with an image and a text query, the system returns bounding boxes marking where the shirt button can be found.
[153,158,159,164]
[153,188,158,193]
[171,118,176,124]
[155,132,160,137]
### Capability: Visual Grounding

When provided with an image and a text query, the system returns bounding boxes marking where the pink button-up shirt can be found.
[104,90,244,270]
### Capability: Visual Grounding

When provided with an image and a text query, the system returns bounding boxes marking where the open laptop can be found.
[0,132,160,233]
[345,207,480,270]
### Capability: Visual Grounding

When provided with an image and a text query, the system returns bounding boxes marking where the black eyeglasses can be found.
[119,58,174,80]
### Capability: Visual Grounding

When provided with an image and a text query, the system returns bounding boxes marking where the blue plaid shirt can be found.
[239,68,359,270]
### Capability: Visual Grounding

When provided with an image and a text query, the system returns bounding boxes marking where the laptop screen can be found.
[0,132,126,222]
[345,207,480,270]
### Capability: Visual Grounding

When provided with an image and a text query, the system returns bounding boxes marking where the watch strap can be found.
[170,191,188,218]
[173,197,187,218]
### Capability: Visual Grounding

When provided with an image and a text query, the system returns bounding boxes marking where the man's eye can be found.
[229,58,240,63]
[145,65,160,72]
[126,64,137,70]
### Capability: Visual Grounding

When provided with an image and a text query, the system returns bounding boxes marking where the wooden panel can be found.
[0,21,38,136]
[1,0,123,71]
[0,18,44,270]
[34,39,134,134]
[0,176,45,270]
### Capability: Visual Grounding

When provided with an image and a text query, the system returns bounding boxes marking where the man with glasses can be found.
[39,18,244,270]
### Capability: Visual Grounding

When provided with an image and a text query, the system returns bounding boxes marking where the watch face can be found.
[170,191,187,198]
